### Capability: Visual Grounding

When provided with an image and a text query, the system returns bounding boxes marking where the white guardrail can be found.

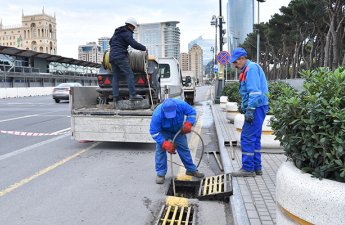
[0,87,54,98]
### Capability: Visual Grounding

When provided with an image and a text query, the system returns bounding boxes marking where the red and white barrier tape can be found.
[0,129,70,137]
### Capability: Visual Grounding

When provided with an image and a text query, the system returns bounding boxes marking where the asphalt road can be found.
[0,86,233,225]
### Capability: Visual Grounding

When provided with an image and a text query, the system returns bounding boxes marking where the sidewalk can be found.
[211,104,286,225]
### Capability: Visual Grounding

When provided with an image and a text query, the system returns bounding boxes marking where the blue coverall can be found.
[109,25,146,97]
[239,60,269,172]
[149,99,197,177]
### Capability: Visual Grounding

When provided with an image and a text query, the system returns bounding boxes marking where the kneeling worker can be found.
[150,98,204,184]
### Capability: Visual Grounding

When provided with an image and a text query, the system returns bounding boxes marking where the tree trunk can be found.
[324,29,331,67]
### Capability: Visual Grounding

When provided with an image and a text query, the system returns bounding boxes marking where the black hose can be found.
[102,50,147,73]
[128,51,147,73]
[172,129,205,168]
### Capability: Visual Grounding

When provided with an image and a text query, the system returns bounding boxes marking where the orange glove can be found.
[162,140,176,154]
[181,122,193,134]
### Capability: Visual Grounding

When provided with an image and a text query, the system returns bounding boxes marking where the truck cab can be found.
[158,58,184,100]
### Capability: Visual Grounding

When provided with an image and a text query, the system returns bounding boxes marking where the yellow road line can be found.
[0,142,99,197]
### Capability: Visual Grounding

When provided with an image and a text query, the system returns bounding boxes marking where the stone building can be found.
[0,9,57,54]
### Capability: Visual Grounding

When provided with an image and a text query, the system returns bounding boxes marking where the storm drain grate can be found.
[157,205,195,225]
[197,173,232,201]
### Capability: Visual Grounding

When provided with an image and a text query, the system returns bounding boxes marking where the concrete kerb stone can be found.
[211,103,250,225]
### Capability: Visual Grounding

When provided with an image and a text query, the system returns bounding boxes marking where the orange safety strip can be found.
[236,128,273,135]
[277,203,314,225]
[239,66,249,82]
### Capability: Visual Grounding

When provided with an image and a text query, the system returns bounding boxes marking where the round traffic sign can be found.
[217,51,231,65]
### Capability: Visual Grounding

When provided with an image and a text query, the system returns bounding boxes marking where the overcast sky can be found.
[0,0,291,59]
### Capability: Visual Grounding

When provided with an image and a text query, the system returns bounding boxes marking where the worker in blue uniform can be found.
[230,48,269,177]
[150,98,204,184]
[109,17,146,101]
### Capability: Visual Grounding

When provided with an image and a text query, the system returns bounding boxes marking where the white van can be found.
[158,58,184,100]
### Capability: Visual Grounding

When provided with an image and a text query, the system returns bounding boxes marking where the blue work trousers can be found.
[111,58,136,97]
[241,105,268,172]
[155,133,197,177]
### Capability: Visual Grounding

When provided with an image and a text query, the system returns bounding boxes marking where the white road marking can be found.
[0,133,69,161]
[0,114,39,123]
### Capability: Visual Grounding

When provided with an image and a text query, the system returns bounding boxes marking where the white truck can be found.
[182,71,196,105]
[70,54,184,143]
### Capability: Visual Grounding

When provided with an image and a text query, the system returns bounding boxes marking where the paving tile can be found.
[247,210,260,219]
[260,216,273,221]
[262,221,275,225]
[249,218,263,225]
[258,211,270,216]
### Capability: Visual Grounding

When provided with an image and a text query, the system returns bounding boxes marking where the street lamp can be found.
[210,15,218,69]
[256,0,265,64]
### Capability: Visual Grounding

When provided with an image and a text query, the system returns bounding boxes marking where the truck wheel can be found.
[189,99,194,105]
[54,99,60,103]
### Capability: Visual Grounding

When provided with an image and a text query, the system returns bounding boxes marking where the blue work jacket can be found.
[239,60,269,111]
[150,99,196,145]
[109,26,146,62]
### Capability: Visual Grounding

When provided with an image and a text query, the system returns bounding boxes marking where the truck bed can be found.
[70,87,155,143]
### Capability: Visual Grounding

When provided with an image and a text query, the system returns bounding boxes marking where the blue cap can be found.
[230,47,247,63]
[162,99,177,118]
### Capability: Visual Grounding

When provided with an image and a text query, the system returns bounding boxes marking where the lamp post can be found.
[211,0,225,104]
[256,0,265,64]
[210,15,218,69]
[210,46,215,80]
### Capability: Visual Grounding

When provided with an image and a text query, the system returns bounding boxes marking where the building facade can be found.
[179,52,190,71]
[189,44,203,83]
[188,36,214,65]
[0,9,57,54]
[227,0,254,53]
[78,42,102,63]
[135,21,180,59]
[98,37,110,53]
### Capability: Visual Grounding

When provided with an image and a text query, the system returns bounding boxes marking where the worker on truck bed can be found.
[109,17,146,102]
[150,98,205,184]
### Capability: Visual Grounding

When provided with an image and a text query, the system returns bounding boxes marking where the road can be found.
[0,86,233,225]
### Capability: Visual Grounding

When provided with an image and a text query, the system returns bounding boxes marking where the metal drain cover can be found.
[156,197,195,225]
[197,173,233,201]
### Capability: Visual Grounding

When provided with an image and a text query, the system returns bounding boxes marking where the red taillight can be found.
[104,77,111,85]
[137,76,145,85]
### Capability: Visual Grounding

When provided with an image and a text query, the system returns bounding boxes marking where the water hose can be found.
[172,129,205,168]
[169,129,206,196]
[143,53,154,110]
[128,51,147,72]
[102,50,147,73]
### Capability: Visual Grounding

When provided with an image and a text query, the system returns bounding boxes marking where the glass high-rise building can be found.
[98,37,110,53]
[188,36,214,65]
[227,0,254,53]
[135,21,180,59]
